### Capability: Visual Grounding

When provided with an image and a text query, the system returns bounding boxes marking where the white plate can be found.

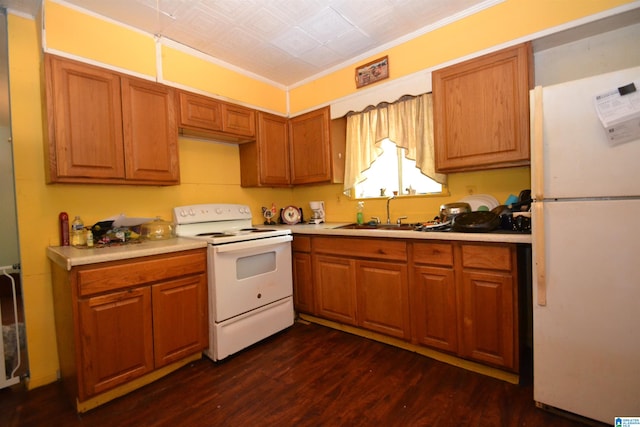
[458,194,499,211]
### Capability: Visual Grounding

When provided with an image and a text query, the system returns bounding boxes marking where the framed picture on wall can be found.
[355,56,389,88]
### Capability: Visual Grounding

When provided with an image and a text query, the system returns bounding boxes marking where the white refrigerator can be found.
[530,66,640,424]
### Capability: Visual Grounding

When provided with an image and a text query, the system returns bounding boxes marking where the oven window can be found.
[236,251,276,280]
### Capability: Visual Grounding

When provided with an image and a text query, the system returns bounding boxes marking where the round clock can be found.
[281,206,301,225]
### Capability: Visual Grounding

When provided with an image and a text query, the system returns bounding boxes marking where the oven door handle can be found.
[213,234,293,253]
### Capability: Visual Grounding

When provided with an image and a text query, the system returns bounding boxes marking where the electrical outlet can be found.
[466,185,477,195]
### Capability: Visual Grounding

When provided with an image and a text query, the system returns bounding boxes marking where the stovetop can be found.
[173,204,291,244]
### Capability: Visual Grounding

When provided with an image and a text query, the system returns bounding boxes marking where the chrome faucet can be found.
[386,195,396,224]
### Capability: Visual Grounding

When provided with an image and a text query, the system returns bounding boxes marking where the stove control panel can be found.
[173,204,252,225]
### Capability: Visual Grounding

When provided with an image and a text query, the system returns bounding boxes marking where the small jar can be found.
[141,217,176,240]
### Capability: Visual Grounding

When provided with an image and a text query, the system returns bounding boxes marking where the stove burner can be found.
[196,232,229,237]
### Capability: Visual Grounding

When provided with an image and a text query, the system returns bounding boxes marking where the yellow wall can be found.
[161,46,287,114]
[289,0,635,113]
[7,0,633,389]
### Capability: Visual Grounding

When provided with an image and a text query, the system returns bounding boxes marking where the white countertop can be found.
[47,237,208,270]
[287,222,532,244]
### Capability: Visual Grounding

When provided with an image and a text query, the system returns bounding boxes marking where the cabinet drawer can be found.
[313,237,407,261]
[412,242,453,266]
[77,249,207,297]
[461,244,512,271]
[292,236,311,252]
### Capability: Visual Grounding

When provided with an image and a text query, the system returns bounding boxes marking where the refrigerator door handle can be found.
[533,202,547,306]
[532,86,544,201]
[532,86,547,306]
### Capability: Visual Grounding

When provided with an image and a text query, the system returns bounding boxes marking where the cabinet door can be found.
[433,43,532,172]
[314,255,357,325]
[45,55,125,181]
[288,107,332,185]
[357,260,410,339]
[460,270,515,370]
[178,91,223,132]
[221,103,256,137]
[293,251,314,314]
[152,274,208,367]
[78,287,153,400]
[240,112,290,187]
[121,77,180,184]
[412,265,458,353]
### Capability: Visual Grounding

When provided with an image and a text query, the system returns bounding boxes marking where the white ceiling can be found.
[1,0,498,86]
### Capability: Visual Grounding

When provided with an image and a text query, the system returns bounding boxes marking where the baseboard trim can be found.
[298,313,519,384]
[76,352,202,413]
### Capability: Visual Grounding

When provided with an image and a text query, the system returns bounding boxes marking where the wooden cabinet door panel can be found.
[460,270,515,369]
[257,112,290,185]
[178,91,223,131]
[46,55,125,180]
[412,265,458,353]
[289,106,332,184]
[222,103,256,137]
[433,43,532,172]
[293,252,314,314]
[121,77,179,183]
[314,255,357,325]
[357,261,410,339]
[152,274,208,367]
[78,287,153,399]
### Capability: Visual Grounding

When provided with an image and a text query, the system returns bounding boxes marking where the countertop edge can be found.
[287,223,532,244]
[47,237,208,270]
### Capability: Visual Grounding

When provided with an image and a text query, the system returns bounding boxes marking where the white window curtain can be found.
[343,93,447,194]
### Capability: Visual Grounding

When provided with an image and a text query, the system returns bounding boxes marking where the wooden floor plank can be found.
[2,321,603,426]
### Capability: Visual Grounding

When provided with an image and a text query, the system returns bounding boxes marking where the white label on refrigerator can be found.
[594,79,640,145]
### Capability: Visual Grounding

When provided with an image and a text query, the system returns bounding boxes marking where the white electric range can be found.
[173,204,293,361]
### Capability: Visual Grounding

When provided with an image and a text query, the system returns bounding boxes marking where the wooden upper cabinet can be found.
[239,107,344,187]
[121,77,179,184]
[44,54,179,185]
[433,43,533,172]
[178,91,223,132]
[289,106,332,185]
[177,91,255,142]
[222,103,256,137]
[239,111,290,187]
[45,55,125,181]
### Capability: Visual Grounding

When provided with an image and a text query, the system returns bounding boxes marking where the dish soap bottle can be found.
[356,202,364,225]
[71,215,86,247]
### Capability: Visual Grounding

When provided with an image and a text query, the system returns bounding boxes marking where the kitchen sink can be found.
[336,223,417,231]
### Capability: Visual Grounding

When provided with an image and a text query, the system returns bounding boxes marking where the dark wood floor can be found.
[2,321,602,427]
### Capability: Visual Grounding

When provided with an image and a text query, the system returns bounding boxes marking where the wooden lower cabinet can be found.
[412,265,458,353]
[411,241,518,371]
[152,275,209,367]
[292,236,314,314]
[357,260,410,339]
[78,286,153,397]
[459,244,518,371]
[51,248,208,408]
[314,254,357,325]
[310,237,411,340]
[298,235,520,373]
